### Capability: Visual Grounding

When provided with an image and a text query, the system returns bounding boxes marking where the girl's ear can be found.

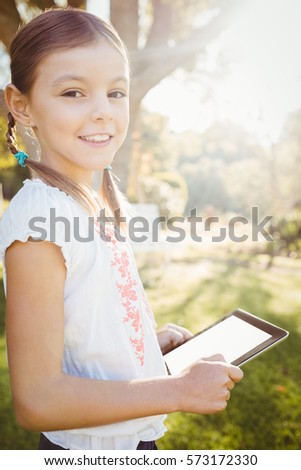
[5,84,33,127]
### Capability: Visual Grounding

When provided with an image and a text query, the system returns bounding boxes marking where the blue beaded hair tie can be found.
[105,165,112,171]
[14,151,29,167]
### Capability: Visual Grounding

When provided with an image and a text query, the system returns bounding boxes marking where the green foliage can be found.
[138,110,176,171]
[177,121,271,216]
[136,105,301,222]
[267,206,301,257]
[141,171,188,218]
[275,109,301,211]
[154,171,188,194]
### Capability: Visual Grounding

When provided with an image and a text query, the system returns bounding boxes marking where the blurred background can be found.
[0,0,301,450]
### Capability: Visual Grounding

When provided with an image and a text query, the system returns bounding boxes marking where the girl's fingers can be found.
[166,323,194,341]
[228,365,244,383]
[227,379,235,391]
[203,353,227,362]
[157,328,186,354]
[169,330,186,346]
[202,355,243,384]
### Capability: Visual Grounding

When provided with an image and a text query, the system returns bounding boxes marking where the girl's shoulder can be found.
[0,178,77,246]
[3,178,76,219]
[0,178,79,281]
[18,177,76,206]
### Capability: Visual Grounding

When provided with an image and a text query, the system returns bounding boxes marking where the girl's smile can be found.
[79,134,112,143]
[79,134,113,148]
[25,40,130,186]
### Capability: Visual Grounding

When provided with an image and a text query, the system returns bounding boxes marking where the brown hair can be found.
[6,7,131,222]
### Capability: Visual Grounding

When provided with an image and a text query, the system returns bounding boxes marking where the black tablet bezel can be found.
[164,308,289,373]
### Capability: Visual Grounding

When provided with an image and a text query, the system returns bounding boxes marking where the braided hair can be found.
[6,112,18,155]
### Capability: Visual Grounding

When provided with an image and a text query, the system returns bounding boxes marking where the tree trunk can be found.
[112,93,142,194]
[0,0,21,50]
[110,0,139,49]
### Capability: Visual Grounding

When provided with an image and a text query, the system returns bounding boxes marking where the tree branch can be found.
[144,0,172,48]
[130,0,246,102]
[28,0,56,9]
[67,0,87,9]
[0,0,21,50]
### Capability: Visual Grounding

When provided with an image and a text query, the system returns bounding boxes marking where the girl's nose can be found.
[91,95,113,121]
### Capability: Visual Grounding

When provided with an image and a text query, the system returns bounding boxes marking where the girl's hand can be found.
[157,323,193,354]
[174,354,244,414]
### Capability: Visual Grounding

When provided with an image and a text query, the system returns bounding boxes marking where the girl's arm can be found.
[5,240,243,432]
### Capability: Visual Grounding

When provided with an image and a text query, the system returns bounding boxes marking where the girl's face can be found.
[26,39,130,185]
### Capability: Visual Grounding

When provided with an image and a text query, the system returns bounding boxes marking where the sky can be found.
[87,0,109,19]
[142,0,301,144]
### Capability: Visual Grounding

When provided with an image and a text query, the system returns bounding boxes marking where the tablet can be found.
[164,308,289,375]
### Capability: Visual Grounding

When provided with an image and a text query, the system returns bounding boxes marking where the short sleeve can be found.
[0,180,76,293]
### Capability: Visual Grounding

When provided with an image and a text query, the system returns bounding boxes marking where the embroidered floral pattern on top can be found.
[94,219,145,366]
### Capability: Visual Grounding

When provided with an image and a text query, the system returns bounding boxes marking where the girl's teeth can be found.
[82,135,110,142]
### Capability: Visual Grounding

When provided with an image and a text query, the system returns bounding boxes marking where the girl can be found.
[0,7,243,450]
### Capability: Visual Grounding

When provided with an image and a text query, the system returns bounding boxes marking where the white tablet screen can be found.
[165,316,272,375]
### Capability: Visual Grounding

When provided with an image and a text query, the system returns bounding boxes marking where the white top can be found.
[0,178,168,450]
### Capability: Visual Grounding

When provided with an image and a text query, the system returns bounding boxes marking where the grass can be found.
[0,245,301,449]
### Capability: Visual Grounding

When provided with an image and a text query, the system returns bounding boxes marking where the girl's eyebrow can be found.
[110,75,129,85]
[52,74,129,87]
[52,74,86,87]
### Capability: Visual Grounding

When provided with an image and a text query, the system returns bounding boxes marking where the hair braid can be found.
[101,170,129,227]
[6,112,19,155]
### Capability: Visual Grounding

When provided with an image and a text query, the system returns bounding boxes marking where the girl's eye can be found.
[109,91,126,99]
[62,90,83,98]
